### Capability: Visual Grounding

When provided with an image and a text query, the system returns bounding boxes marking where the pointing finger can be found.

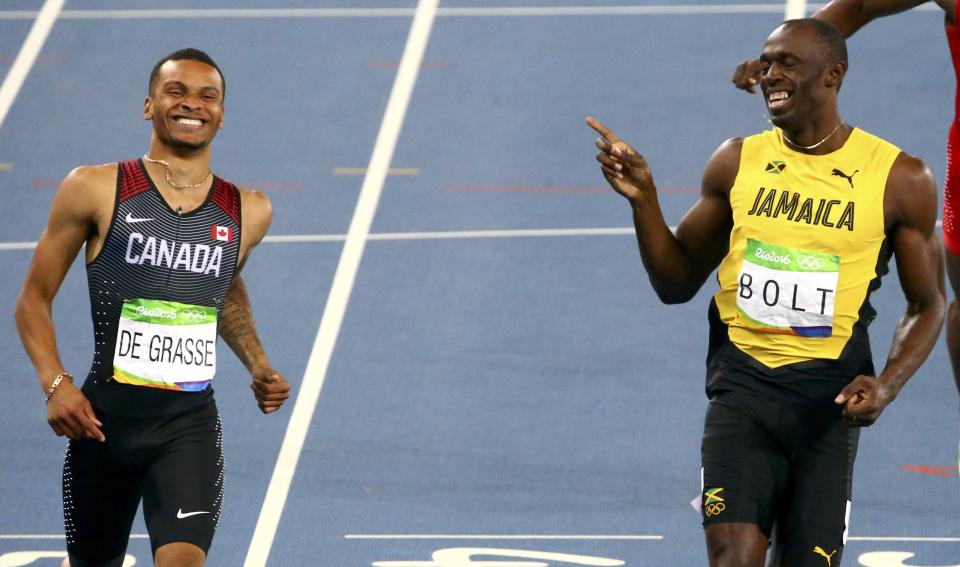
[586,116,621,144]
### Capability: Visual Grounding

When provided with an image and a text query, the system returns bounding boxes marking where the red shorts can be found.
[944,120,960,255]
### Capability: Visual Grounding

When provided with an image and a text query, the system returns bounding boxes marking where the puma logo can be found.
[831,168,859,188]
[813,546,837,566]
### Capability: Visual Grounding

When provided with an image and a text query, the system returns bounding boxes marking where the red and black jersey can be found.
[83,159,242,416]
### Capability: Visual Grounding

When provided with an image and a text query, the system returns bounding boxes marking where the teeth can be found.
[176,118,202,126]
[768,91,790,103]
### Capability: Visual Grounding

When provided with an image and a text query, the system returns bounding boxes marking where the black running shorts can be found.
[63,401,224,563]
[700,391,858,566]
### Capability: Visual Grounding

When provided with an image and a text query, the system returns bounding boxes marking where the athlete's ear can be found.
[824,61,846,90]
[144,97,154,121]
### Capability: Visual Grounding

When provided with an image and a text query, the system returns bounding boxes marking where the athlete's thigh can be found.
[701,392,789,535]
[768,418,859,567]
[64,436,143,563]
[141,403,224,556]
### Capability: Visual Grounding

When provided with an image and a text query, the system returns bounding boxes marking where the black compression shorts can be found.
[63,401,224,564]
[700,391,858,567]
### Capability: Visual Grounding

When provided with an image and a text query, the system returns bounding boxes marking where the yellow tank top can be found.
[713,127,901,368]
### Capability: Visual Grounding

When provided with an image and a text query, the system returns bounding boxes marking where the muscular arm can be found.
[16,187,88,387]
[15,166,113,440]
[590,115,737,303]
[813,0,944,37]
[219,275,269,371]
[218,189,290,413]
[837,154,945,424]
[641,140,738,302]
[733,0,948,92]
[878,155,946,393]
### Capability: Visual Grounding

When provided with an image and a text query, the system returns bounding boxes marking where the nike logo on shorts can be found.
[177,509,211,519]
[125,212,154,224]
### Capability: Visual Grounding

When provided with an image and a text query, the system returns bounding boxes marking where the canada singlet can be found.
[83,159,241,416]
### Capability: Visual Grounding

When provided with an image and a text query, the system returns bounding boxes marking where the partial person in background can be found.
[593,19,944,566]
[733,0,960,406]
[15,48,291,567]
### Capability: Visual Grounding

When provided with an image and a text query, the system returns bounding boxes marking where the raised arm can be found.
[218,189,290,413]
[814,0,936,36]
[836,153,945,425]
[588,116,736,303]
[15,166,114,441]
[733,0,943,92]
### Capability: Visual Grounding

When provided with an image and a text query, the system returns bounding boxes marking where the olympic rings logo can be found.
[704,503,726,517]
[796,255,825,270]
[180,309,207,323]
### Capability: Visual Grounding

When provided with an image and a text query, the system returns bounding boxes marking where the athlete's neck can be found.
[144,141,212,190]
[780,114,849,155]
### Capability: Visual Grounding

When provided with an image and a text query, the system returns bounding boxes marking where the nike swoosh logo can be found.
[125,212,154,224]
[176,509,211,519]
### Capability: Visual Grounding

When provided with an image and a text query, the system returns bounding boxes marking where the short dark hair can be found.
[148,48,225,100]
[782,18,848,69]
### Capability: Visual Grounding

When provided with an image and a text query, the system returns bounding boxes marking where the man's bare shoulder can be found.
[887,151,938,231]
[236,185,273,237]
[54,163,117,215]
[60,163,117,196]
[236,186,272,216]
[701,137,745,197]
[889,151,936,195]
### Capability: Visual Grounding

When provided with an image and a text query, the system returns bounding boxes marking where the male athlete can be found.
[15,48,291,567]
[733,0,960,404]
[590,20,944,566]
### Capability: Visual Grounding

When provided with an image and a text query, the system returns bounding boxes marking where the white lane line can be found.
[785,0,807,19]
[847,536,960,542]
[0,228,637,250]
[0,0,64,131]
[261,234,346,243]
[0,4,821,19]
[0,3,940,19]
[241,0,439,565]
[440,5,784,15]
[367,227,636,240]
[56,8,416,19]
[0,11,36,20]
[1,220,950,250]
[345,534,664,540]
[0,241,39,250]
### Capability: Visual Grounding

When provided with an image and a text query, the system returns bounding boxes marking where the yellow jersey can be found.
[712,127,901,369]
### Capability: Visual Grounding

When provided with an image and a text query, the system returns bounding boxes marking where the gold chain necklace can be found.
[142,154,211,190]
[781,121,845,151]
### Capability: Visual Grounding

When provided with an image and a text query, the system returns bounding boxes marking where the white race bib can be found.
[113,298,217,391]
[735,239,839,338]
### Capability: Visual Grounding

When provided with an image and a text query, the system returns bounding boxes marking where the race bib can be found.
[113,298,217,391]
[735,239,839,337]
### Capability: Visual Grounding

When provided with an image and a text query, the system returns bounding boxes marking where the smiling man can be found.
[15,48,291,567]
[589,20,944,566]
